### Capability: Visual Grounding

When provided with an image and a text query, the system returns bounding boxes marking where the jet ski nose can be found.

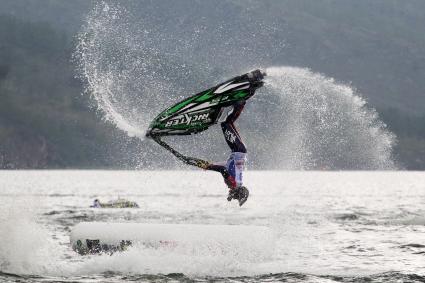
[248,69,266,82]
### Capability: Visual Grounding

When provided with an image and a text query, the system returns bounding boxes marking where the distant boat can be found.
[90,198,139,208]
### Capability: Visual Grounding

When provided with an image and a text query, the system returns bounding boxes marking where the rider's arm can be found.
[206,163,227,175]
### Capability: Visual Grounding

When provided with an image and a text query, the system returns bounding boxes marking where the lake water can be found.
[0,171,424,282]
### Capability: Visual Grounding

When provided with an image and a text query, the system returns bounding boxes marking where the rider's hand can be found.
[198,160,210,170]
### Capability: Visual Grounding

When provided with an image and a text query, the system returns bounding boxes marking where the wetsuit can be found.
[207,101,247,189]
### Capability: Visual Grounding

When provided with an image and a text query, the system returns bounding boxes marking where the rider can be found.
[205,101,249,206]
[148,69,265,207]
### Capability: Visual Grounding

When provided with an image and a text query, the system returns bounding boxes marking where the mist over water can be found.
[74,1,396,170]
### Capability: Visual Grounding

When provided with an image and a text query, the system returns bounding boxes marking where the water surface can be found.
[0,171,424,282]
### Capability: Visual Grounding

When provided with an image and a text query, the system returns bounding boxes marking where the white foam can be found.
[71,222,272,255]
[68,222,274,276]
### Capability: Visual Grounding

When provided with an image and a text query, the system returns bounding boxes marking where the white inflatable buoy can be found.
[70,222,272,255]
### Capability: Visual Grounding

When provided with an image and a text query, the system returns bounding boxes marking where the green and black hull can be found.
[146,69,265,137]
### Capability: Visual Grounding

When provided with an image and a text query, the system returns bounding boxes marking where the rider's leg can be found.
[221,122,247,153]
[220,101,247,153]
[224,101,246,124]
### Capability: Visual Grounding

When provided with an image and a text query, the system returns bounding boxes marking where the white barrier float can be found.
[71,222,273,255]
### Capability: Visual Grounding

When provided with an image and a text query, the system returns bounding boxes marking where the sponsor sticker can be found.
[225,129,237,143]
[165,112,210,127]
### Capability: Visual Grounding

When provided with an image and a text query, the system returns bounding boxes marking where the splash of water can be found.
[74,2,396,170]
[0,200,61,275]
[74,2,173,139]
[264,66,396,169]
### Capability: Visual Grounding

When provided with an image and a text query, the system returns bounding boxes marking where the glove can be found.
[186,157,210,169]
